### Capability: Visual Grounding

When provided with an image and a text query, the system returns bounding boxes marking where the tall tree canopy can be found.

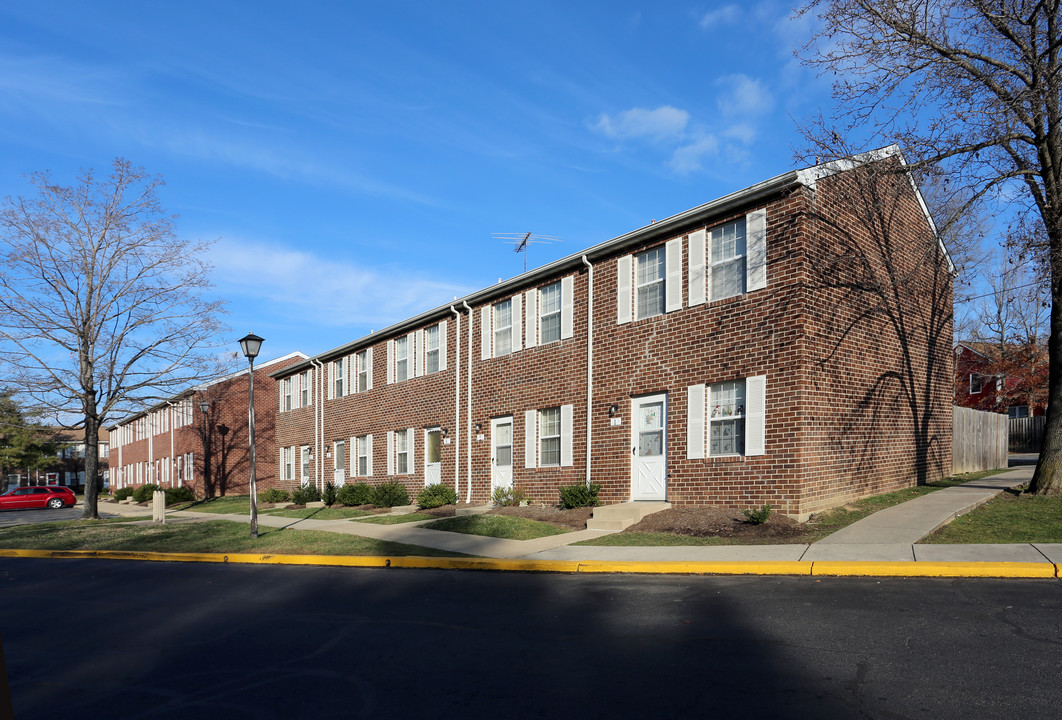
[798,0,1062,493]
[0,159,227,517]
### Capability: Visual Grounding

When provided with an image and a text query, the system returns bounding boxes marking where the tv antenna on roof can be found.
[492,232,561,273]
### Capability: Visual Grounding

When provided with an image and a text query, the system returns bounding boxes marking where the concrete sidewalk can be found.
[97,462,1056,568]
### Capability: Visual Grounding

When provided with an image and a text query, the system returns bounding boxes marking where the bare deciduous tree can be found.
[797,0,1062,493]
[0,159,227,518]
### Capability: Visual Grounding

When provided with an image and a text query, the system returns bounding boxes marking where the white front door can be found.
[631,394,667,501]
[491,417,513,492]
[333,441,346,487]
[425,428,442,486]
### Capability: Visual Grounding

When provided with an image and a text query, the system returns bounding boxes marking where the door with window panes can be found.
[631,394,667,500]
[425,428,441,486]
[333,441,346,486]
[491,417,513,492]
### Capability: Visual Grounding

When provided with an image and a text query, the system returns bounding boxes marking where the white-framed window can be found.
[709,381,745,457]
[494,299,513,356]
[635,247,666,320]
[687,376,766,459]
[300,370,311,407]
[300,445,311,482]
[282,377,293,412]
[539,407,561,466]
[396,429,410,474]
[281,446,295,483]
[357,435,371,476]
[425,324,441,374]
[1009,405,1030,418]
[709,218,746,301]
[539,282,562,345]
[356,350,370,392]
[332,358,346,398]
[184,453,193,484]
[970,373,984,394]
[395,336,409,382]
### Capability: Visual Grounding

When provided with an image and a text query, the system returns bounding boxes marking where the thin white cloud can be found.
[699,5,741,28]
[592,106,690,141]
[208,238,472,329]
[0,52,125,108]
[669,134,720,174]
[716,74,775,117]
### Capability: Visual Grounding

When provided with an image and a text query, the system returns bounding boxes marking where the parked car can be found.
[0,486,77,510]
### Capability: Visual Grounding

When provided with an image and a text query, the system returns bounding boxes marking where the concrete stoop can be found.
[587,502,671,532]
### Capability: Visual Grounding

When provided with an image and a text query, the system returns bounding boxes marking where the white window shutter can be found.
[665,237,683,313]
[439,320,448,371]
[407,428,416,473]
[480,306,491,360]
[278,378,284,412]
[745,375,767,456]
[688,229,706,306]
[686,384,706,459]
[746,209,767,292]
[561,275,574,339]
[367,347,374,390]
[278,450,283,487]
[524,290,538,348]
[512,294,523,352]
[367,434,374,477]
[617,255,632,324]
[560,404,574,467]
[413,331,422,377]
[524,410,537,468]
[387,340,395,384]
[387,430,395,475]
[327,363,335,400]
[348,437,355,478]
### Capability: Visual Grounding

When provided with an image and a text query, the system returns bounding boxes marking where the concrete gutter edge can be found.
[0,549,1058,579]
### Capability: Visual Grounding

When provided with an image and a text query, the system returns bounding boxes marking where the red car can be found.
[0,486,77,510]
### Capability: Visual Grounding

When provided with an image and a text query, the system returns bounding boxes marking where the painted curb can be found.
[0,549,1058,578]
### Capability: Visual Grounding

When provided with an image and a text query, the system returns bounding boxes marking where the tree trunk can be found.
[81,410,101,519]
[1030,251,1062,494]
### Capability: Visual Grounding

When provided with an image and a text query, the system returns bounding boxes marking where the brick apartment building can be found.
[268,149,949,519]
[954,341,1048,418]
[108,352,307,498]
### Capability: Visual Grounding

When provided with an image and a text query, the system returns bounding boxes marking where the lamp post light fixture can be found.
[199,400,211,415]
[238,332,264,538]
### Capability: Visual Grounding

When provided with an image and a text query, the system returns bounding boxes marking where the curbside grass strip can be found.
[0,549,1057,578]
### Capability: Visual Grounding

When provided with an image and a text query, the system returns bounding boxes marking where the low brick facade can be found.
[267,148,954,519]
[108,353,307,499]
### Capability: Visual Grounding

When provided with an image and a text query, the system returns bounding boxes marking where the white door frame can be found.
[424,427,442,486]
[333,440,346,487]
[631,393,667,501]
[491,416,514,493]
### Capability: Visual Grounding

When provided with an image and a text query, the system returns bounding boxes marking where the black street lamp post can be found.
[238,332,264,538]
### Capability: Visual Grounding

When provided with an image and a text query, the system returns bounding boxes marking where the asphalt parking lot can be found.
[0,506,82,528]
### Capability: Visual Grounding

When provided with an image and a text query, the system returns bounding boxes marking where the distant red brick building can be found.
[108,353,307,498]
[270,148,954,520]
[954,341,1047,418]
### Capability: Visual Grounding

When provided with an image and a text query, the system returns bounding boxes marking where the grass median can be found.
[921,489,1062,544]
[0,518,468,557]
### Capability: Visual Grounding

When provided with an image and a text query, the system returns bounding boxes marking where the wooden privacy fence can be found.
[1009,416,1045,453]
[952,406,1008,474]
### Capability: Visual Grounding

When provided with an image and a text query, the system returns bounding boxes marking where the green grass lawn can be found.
[0,518,466,556]
[264,507,373,520]
[576,469,1009,546]
[921,491,1062,544]
[356,513,435,525]
[170,496,252,514]
[423,514,569,540]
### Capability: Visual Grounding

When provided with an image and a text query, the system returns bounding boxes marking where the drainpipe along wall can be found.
[450,305,462,500]
[311,359,323,492]
[581,255,593,488]
[462,300,474,503]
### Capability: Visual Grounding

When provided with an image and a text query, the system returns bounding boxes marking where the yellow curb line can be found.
[0,549,1058,578]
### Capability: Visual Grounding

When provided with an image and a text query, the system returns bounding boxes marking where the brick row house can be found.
[954,341,1048,418]
[272,148,953,519]
[108,352,307,498]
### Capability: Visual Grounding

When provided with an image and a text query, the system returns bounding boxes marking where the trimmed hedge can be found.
[132,484,160,503]
[372,481,409,508]
[559,481,601,509]
[417,483,457,509]
[337,482,374,507]
[113,487,135,502]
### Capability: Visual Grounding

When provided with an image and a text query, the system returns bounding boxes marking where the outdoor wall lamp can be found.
[608,404,619,417]
[475,423,482,433]
[441,428,448,438]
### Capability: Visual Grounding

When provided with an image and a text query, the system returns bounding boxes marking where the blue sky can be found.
[0,1,829,362]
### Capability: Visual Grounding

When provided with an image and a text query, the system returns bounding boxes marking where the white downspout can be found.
[581,255,594,488]
[462,300,474,503]
[450,305,461,500]
[167,401,177,487]
[311,359,323,492]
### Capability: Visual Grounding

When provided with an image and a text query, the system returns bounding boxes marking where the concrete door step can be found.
[587,501,671,532]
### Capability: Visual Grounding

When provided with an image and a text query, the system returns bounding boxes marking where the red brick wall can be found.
[273,165,952,518]
[110,355,305,499]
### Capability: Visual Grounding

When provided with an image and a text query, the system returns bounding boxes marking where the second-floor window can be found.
[395,336,409,382]
[539,282,562,344]
[494,299,513,356]
[356,350,370,392]
[333,358,345,398]
[636,247,666,320]
[425,324,440,374]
